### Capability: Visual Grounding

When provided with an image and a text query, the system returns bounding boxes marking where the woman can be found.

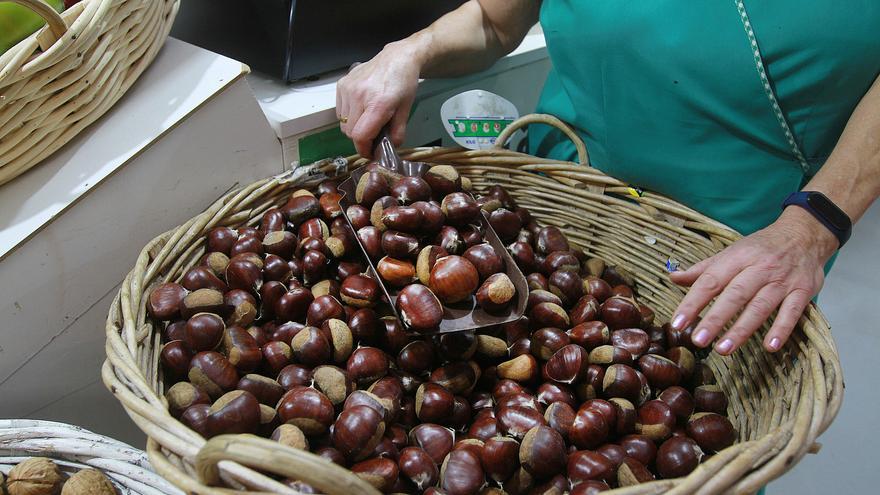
[336,0,880,358]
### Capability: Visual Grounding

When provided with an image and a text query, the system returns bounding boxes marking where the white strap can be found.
[735,0,810,173]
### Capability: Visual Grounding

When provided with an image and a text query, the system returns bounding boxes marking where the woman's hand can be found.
[667,207,839,355]
[336,41,422,157]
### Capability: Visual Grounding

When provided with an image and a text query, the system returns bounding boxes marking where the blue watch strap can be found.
[782,191,851,248]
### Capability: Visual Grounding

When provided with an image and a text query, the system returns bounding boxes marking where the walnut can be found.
[60,469,116,495]
[7,458,65,495]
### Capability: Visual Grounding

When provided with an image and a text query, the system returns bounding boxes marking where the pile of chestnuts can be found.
[350,164,519,332]
[150,173,735,494]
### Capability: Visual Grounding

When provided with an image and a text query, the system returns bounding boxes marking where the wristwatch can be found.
[782,191,852,248]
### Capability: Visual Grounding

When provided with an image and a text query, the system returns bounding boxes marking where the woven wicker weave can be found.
[0,0,179,186]
[0,419,182,494]
[103,114,843,494]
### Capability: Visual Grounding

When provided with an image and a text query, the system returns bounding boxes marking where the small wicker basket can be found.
[103,114,843,494]
[0,419,183,494]
[0,0,179,186]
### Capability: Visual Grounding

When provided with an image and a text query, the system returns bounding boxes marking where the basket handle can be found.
[4,0,68,46]
[494,113,590,165]
[195,434,382,495]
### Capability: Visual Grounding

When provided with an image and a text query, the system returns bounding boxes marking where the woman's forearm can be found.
[396,0,540,78]
[803,75,880,224]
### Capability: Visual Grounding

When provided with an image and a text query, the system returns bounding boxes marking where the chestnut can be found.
[163,320,187,343]
[161,340,193,380]
[277,364,312,390]
[356,171,392,206]
[595,444,627,468]
[382,230,421,260]
[520,425,566,479]
[306,294,345,327]
[277,386,335,436]
[685,413,736,453]
[261,341,292,375]
[189,351,238,399]
[441,192,479,227]
[636,400,676,441]
[547,270,583,306]
[322,318,354,363]
[508,241,538,273]
[576,364,606,402]
[409,423,455,465]
[224,257,262,294]
[496,405,547,440]
[182,266,228,293]
[311,279,340,299]
[399,447,440,490]
[435,225,465,255]
[567,450,615,484]
[207,226,238,255]
[272,424,309,450]
[463,243,504,281]
[570,480,611,495]
[425,255,480,304]
[415,383,455,423]
[544,344,589,384]
[391,176,432,205]
[694,385,728,415]
[544,402,576,440]
[689,362,716,389]
[569,295,600,327]
[274,286,314,323]
[583,276,613,303]
[269,321,304,346]
[601,364,642,403]
[588,345,634,366]
[617,457,654,486]
[349,308,380,342]
[637,353,682,389]
[440,448,485,495]
[166,381,209,417]
[206,390,261,436]
[602,265,636,288]
[527,272,549,291]
[536,226,569,255]
[381,205,424,233]
[263,255,293,284]
[222,326,262,373]
[611,328,650,358]
[475,273,516,314]
[488,208,522,242]
[357,226,384,261]
[345,346,388,385]
[542,251,580,275]
[609,398,637,435]
[666,346,697,382]
[497,354,538,383]
[656,436,703,479]
[424,165,462,198]
[339,274,380,308]
[474,334,508,359]
[529,302,570,330]
[600,296,642,330]
[658,386,695,422]
[180,403,211,437]
[496,392,540,411]
[665,321,697,351]
[371,195,400,230]
[301,249,328,285]
[283,193,321,224]
[468,415,500,442]
[480,436,520,483]
[569,321,610,350]
[262,230,297,258]
[291,326,331,366]
[396,284,444,333]
[326,232,357,259]
[412,200,445,235]
[527,290,564,311]
[310,365,354,407]
[347,205,371,230]
[236,374,284,406]
[570,405,610,449]
[148,282,188,321]
[377,256,417,287]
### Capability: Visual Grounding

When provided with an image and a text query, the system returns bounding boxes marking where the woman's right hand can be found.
[336,41,423,158]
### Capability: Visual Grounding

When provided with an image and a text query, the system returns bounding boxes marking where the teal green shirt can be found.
[530,0,880,235]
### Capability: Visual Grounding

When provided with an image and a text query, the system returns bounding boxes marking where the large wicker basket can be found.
[102,115,843,494]
[0,419,183,494]
[0,0,179,186]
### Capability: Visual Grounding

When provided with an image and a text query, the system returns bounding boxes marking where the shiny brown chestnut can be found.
[569,295,600,327]
[347,204,371,230]
[543,402,575,441]
[357,226,384,261]
[333,405,387,463]
[569,321,610,350]
[475,273,516,314]
[611,328,650,358]
[656,436,703,479]
[526,272,549,291]
[543,344,588,385]
[497,405,547,440]
[375,257,415,288]
[398,446,440,491]
[339,274,380,308]
[180,403,212,437]
[415,383,455,424]
[277,386,335,436]
[182,266,228,293]
[409,423,455,465]
[636,400,676,441]
[536,226,570,255]
[161,340,193,380]
[229,235,263,257]
[527,290,564,311]
[588,345,635,366]
[600,296,642,330]
[311,365,355,406]
[694,384,728,415]
[262,230,297,259]
[658,386,695,422]
[496,354,539,383]
[595,444,627,468]
[356,171,392,206]
[163,320,187,343]
[380,205,424,233]
[520,425,567,479]
[222,326,262,373]
[391,176,432,205]
[411,200,445,235]
[685,412,736,453]
[263,255,293,283]
[290,326,331,366]
[276,364,312,390]
[273,286,313,323]
[462,243,504,281]
[207,226,238,255]
[298,218,330,242]
[666,346,697,381]
[440,448,485,495]
[236,374,284,406]
[617,457,654,486]
[434,225,464,255]
[441,192,480,227]
[548,270,584,306]
[601,363,643,403]
[637,353,682,388]
[343,347,387,385]
[570,405,610,449]
[205,390,261,437]
[529,302,571,330]
[426,255,480,304]
[282,193,321,224]
[189,351,238,399]
[381,230,420,260]
[488,208,522,242]
[349,307,380,343]
[148,283,188,321]
[480,436,520,483]
[396,284,444,333]
[166,381,210,417]
[262,341,292,375]
[567,450,615,484]
[424,165,462,198]
[306,294,345,327]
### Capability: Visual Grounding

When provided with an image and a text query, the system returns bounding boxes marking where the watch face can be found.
[806,193,850,230]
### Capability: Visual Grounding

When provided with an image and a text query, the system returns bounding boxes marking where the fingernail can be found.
[768,337,781,351]
[692,328,711,347]
[671,314,686,330]
[716,339,734,354]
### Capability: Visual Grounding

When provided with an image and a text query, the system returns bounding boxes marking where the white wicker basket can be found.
[0,419,183,495]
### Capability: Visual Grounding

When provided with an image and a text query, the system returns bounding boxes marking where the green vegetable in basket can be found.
[0,0,64,56]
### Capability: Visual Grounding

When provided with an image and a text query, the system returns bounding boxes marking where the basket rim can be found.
[101,145,844,495]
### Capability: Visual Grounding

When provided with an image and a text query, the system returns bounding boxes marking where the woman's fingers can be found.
[350,99,395,158]
[688,268,767,349]
[713,283,787,355]
[764,289,811,352]
[669,256,742,335]
[389,95,415,146]
[668,256,714,287]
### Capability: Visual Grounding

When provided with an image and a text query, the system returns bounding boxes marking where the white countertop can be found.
[0,38,248,261]
[247,31,548,139]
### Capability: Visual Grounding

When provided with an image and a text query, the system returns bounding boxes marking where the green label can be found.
[298,125,356,165]
[447,118,512,138]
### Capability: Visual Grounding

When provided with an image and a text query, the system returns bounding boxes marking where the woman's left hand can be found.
[667,207,839,355]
